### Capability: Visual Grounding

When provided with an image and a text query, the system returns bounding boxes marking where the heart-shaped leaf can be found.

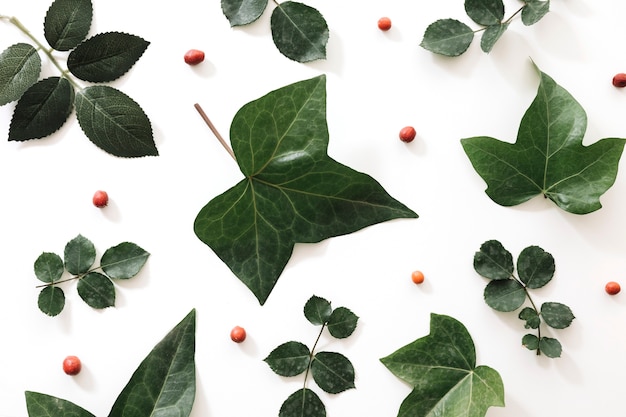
[279,388,325,417]
[222,0,268,26]
[64,234,96,275]
[264,341,311,377]
[420,19,474,57]
[37,286,65,317]
[44,0,93,51]
[311,351,355,394]
[25,392,95,417]
[101,242,150,280]
[465,0,504,26]
[270,1,328,62]
[0,43,41,106]
[77,271,115,308]
[522,0,550,26]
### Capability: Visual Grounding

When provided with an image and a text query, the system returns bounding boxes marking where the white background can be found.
[1,0,626,416]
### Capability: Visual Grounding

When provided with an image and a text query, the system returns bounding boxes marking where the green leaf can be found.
[480,23,508,53]
[311,351,355,394]
[77,272,115,309]
[541,302,575,329]
[461,65,626,214]
[264,341,311,377]
[67,32,149,82]
[194,75,417,305]
[522,0,550,26]
[64,234,96,275]
[279,388,325,417]
[517,245,554,289]
[25,391,95,417]
[38,286,65,317]
[8,77,74,141]
[75,85,157,157]
[101,242,150,280]
[34,252,64,283]
[222,0,268,26]
[522,333,538,350]
[304,295,332,325]
[270,1,328,62]
[327,307,358,339]
[484,279,526,312]
[380,313,504,417]
[473,240,513,280]
[465,0,505,26]
[420,19,474,57]
[44,0,93,51]
[518,307,540,329]
[539,337,562,358]
[0,43,41,106]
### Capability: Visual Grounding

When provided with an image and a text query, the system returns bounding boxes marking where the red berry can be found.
[399,126,416,143]
[613,73,626,88]
[63,355,82,375]
[605,281,621,295]
[411,270,425,284]
[378,17,392,31]
[230,326,246,343]
[92,190,108,208]
[184,49,205,65]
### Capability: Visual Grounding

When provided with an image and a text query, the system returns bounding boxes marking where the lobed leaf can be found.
[270,1,328,62]
[420,19,474,57]
[304,295,332,326]
[38,286,65,317]
[480,23,508,53]
[44,0,93,51]
[0,43,41,106]
[473,240,513,280]
[25,391,95,417]
[484,279,526,312]
[311,351,355,394]
[465,0,505,26]
[64,234,96,275]
[540,302,575,329]
[77,272,115,309]
[101,242,150,280]
[327,307,358,339]
[539,337,562,358]
[264,341,311,377]
[517,245,554,288]
[518,307,540,329]
[279,388,325,417]
[521,0,550,26]
[222,0,268,26]
[34,252,64,283]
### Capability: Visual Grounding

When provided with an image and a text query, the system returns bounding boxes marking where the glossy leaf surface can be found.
[0,43,41,106]
[101,242,150,279]
[77,272,115,309]
[34,252,64,283]
[522,0,550,26]
[304,295,332,326]
[38,286,65,317]
[517,245,554,289]
[420,19,474,57]
[279,388,325,417]
[44,0,93,51]
[264,341,311,377]
[473,239,513,280]
[311,351,355,394]
[64,234,95,275]
[541,302,575,329]
[222,0,268,26]
[327,307,358,339]
[25,391,95,417]
[465,0,504,26]
[271,1,328,62]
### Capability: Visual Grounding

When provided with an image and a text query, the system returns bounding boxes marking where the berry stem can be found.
[194,103,236,161]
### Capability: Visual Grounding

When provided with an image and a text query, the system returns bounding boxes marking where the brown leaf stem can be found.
[194,103,236,160]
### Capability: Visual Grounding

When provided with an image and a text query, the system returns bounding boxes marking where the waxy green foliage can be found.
[221,0,328,62]
[462,66,625,214]
[26,309,196,417]
[194,75,417,305]
[381,313,505,417]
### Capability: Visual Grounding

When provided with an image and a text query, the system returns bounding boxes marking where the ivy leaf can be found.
[222,0,268,26]
[539,337,562,358]
[67,32,149,82]
[311,351,355,394]
[461,65,626,214]
[380,313,505,417]
[264,341,311,377]
[38,286,65,317]
[64,234,96,275]
[327,307,358,339]
[279,388,325,417]
[101,242,150,280]
[44,0,93,51]
[34,252,64,283]
[484,279,526,312]
[25,391,95,417]
[480,23,508,53]
[465,0,505,26]
[270,1,328,62]
[521,0,550,26]
[0,43,41,106]
[8,77,74,141]
[518,307,540,329]
[473,239,513,280]
[77,272,115,309]
[75,85,157,157]
[420,19,474,57]
[517,245,554,289]
[541,302,575,329]
[304,295,332,326]
[194,75,417,305]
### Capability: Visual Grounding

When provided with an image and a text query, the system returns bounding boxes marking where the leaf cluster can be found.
[264,295,358,417]
[421,0,550,56]
[0,0,157,157]
[221,0,328,62]
[34,234,149,316]
[473,240,575,358]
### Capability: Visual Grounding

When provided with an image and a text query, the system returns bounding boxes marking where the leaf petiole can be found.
[194,103,236,160]
[302,323,326,388]
[34,265,104,288]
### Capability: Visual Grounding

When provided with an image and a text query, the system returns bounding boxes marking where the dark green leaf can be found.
[34,252,64,283]
[77,272,115,309]
[480,23,508,53]
[461,65,626,214]
[25,391,95,417]
[38,286,65,317]
[473,240,513,280]
[222,0,268,26]
[327,307,358,339]
[101,242,150,280]
[541,302,575,329]
[522,0,550,26]
[465,0,504,26]
[67,32,149,82]
[194,75,417,305]
[44,0,93,51]
[311,351,355,394]
[8,77,74,141]
[484,279,526,312]
[271,1,328,62]
[521,333,538,350]
[279,388,325,417]
[518,307,540,329]
[304,295,332,325]
[420,19,474,57]
[75,85,157,157]
[517,245,554,289]
[264,341,310,377]
[64,234,95,275]
[0,43,41,106]
[539,337,562,358]
[108,309,196,417]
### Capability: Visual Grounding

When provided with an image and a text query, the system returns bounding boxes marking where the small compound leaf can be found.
[101,242,150,280]
[304,295,332,325]
[480,23,508,53]
[465,0,505,26]
[420,19,474,57]
[38,286,65,317]
[8,77,74,141]
[64,234,96,275]
[264,341,311,377]
[518,307,540,329]
[521,333,538,351]
[539,337,562,358]
[25,391,95,417]
[44,0,93,51]
[541,302,575,329]
[271,1,328,62]
[279,388,325,417]
[75,85,157,157]
[311,351,355,394]
[473,240,513,280]
[522,0,550,26]
[484,279,526,312]
[77,272,115,309]
[34,252,64,283]
[67,32,149,82]
[517,245,554,289]
[222,0,268,26]
[327,307,358,339]
[0,43,41,106]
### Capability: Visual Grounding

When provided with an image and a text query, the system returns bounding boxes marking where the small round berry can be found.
[399,126,416,143]
[613,73,626,88]
[92,190,108,208]
[184,49,205,65]
[63,355,82,375]
[230,326,246,343]
[605,281,621,295]
[377,17,392,31]
[411,270,425,284]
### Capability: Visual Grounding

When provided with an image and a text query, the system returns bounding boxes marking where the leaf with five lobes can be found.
[38,286,65,317]
[327,307,358,339]
[271,1,329,63]
[539,336,562,358]
[420,19,474,57]
[0,43,41,106]
[311,351,355,394]
[77,272,115,309]
[34,252,64,283]
[75,85,157,157]
[461,65,626,214]
[517,245,554,289]
[264,341,311,377]
[222,0,268,26]
[8,77,74,141]
[380,313,505,417]
[521,0,550,26]
[101,242,150,280]
[473,240,513,280]
[518,307,540,329]
[194,75,417,305]
[44,0,93,51]
[64,234,96,275]
[540,302,575,329]
[484,279,526,312]
[480,23,509,53]
[67,32,149,82]
[465,0,505,26]
[304,295,332,326]
[25,391,95,417]
[279,388,325,417]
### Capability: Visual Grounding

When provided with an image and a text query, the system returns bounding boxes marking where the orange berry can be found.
[378,17,392,31]
[230,325,246,343]
[62,355,82,375]
[613,73,626,88]
[399,126,416,143]
[411,270,425,284]
[184,49,205,65]
[92,190,108,207]
[605,281,621,295]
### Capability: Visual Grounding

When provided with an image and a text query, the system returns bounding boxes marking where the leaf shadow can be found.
[112,263,152,309]
[531,12,586,62]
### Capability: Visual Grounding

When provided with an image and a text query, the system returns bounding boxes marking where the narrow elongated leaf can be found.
[77,272,115,308]
[64,234,96,275]
[101,242,150,280]
[0,43,41,106]
[264,341,311,377]
[465,0,505,26]
[271,1,328,62]
[222,0,268,26]
[517,245,554,289]
[38,286,65,317]
[68,32,149,82]
[279,388,325,417]
[34,252,64,283]
[480,23,508,53]
[8,77,74,141]
[25,391,95,417]
[541,302,575,329]
[304,295,332,326]
[75,85,157,157]
[327,307,358,339]
[311,351,355,394]
[44,0,93,51]
[473,240,513,280]
[484,279,526,312]
[420,19,474,57]
[522,0,550,26]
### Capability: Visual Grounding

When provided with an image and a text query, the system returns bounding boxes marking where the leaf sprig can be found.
[264,295,359,417]
[473,240,575,358]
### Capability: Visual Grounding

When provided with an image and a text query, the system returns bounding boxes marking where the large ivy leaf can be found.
[0,43,41,106]
[101,242,150,279]
[25,392,95,417]
[461,65,626,214]
[270,2,329,62]
[44,0,93,51]
[222,0,268,26]
[380,313,505,417]
[420,19,474,57]
[194,75,417,304]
